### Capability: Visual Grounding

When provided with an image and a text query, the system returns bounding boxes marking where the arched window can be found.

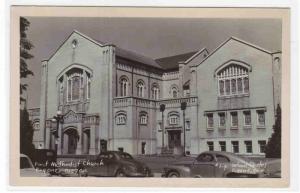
[171,86,179,98]
[168,112,180,125]
[137,80,145,98]
[115,111,127,125]
[217,63,250,96]
[120,77,129,97]
[151,84,160,100]
[67,69,83,102]
[139,111,148,125]
[32,120,40,130]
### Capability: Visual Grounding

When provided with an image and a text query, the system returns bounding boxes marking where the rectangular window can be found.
[218,112,226,128]
[219,141,226,151]
[140,115,147,125]
[243,111,251,126]
[169,115,179,125]
[257,110,265,127]
[207,141,214,151]
[231,141,239,153]
[244,141,253,153]
[258,140,266,153]
[230,112,238,128]
[207,113,214,128]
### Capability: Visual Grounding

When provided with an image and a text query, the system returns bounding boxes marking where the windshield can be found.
[120,153,133,160]
[20,157,33,169]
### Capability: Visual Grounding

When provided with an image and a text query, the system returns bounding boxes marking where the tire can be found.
[167,171,180,178]
[115,170,126,177]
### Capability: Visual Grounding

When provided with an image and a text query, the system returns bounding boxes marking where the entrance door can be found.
[65,129,78,154]
[168,130,181,148]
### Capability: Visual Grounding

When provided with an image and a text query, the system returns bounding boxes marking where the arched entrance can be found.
[63,128,79,154]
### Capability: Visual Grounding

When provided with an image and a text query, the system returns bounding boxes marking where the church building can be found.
[28,30,281,156]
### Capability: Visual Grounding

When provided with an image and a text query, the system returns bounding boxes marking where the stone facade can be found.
[28,31,281,156]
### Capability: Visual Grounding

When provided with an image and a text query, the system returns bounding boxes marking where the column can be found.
[63,133,68,154]
[57,123,62,155]
[76,123,82,155]
[45,120,51,149]
[89,126,96,155]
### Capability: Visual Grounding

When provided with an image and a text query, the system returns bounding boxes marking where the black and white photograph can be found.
[10,6,291,187]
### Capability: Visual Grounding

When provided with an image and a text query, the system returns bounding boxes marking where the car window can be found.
[20,157,33,169]
[120,153,133,160]
[216,155,230,162]
[196,153,214,162]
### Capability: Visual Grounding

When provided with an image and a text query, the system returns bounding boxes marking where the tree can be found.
[20,109,35,160]
[265,104,281,158]
[20,17,35,159]
[20,17,34,102]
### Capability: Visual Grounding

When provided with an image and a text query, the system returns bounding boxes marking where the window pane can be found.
[257,111,265,126]
[231,112,238,127]
[244,77,249,93]
[244,111,251,126]
[219,113,226,127]
[219,80,224,96]
[207,114,213,128]
[258,140,266,153]
[231,79,236,94]
[219,141,226,151]
[207,142,214,151]
[245,141,252,153]
[68,79,72,101]
[225,80,230,95]
[237,78,243,93]
[72,76,80,100]
[231,141,239,153]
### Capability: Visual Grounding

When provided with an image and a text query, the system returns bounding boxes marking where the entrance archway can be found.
[63,128,79,154]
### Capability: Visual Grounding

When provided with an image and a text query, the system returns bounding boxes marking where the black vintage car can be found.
[32,149,58,175]
[81,151,152,177]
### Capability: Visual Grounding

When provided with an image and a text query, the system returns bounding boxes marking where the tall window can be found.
[244,141,253,153]
[258,140,266,153]
[32,120,40,131]
[139,112,148,125]
[231,141,239,153]
[206,113,214,128]
[67,71,83,102]
[152,84,160,100]
[171,86,178,98]
[243,111,251,126]
[137,80,145,98]
[207,141,214,151]
[230,112,238,128]
[218,112,226,128]
[257,110,265,127]
[217,64,250,96]
[219,141,226,151]
[120,77,129,97]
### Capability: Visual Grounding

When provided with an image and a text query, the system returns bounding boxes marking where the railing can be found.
[59,101,90,114]
[162,71,179,80]
[82,114,100,127]
[113,96,198,108]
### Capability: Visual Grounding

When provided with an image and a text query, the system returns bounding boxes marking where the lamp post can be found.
[181,102,187,156]
[159,104,166,150]
[51,110,63,155]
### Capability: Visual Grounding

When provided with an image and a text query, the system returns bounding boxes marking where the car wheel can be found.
[167,171,180,178]
[115,170,126,177]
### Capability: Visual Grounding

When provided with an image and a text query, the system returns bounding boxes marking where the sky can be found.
[22,17,282,108]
